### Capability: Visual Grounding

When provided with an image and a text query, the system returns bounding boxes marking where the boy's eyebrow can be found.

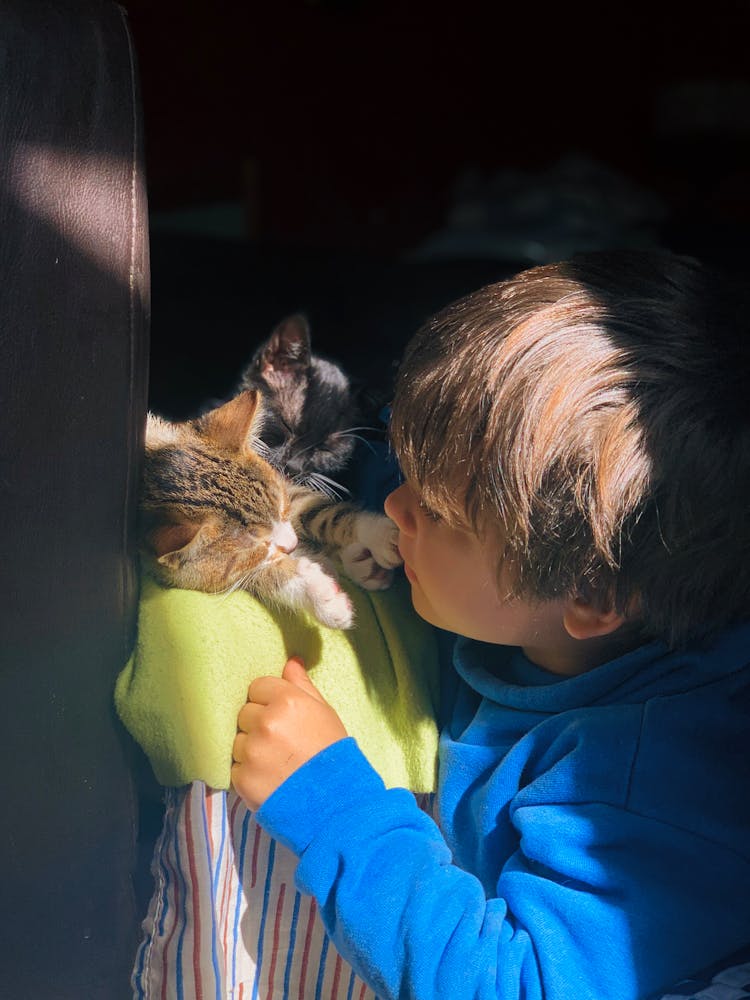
[417,495,444,521]
[411,480,476,531]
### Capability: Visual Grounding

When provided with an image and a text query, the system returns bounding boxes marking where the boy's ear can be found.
[562,596,627,641]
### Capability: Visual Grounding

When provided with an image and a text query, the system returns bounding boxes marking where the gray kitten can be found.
[239,314,360,493]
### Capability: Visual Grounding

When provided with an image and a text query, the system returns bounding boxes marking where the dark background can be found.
[121,0,750,420]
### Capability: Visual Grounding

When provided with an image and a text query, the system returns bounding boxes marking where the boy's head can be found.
[389,250,750,648]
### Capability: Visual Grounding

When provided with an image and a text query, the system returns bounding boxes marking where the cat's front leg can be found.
[340,513,402,591]
[254,555,354,629]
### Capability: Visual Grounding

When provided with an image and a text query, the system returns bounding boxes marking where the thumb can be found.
[282,656,325,702]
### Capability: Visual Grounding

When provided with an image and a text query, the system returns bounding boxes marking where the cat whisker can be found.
[332,426,378,436]
[214,569,255,600]
[292,472,319,491]
[289,426,377,461]
[336,432,377,455]
[214,580,241,600]
[311,472,350,499]
[305,475,337,500]
[250,436,272,460]
[312,472,348,491]
[292,439,327,459]
[304,472,349,501]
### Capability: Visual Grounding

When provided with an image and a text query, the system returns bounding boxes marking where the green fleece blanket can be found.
[115,573,439,792]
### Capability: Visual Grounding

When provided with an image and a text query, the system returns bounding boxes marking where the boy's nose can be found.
[384,483,416,535]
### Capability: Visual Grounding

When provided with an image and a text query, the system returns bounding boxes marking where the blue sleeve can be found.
[256,738,749,1000]
[257,739,511,1000]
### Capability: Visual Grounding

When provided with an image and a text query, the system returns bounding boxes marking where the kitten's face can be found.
[140,391,299,593]
[240,314,358,483]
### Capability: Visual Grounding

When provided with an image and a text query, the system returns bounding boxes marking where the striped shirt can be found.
[132,782,431,999]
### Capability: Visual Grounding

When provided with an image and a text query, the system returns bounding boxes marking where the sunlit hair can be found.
[390,250,750,646]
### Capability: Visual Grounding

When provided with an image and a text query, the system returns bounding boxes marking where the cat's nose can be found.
[270,520,298,554]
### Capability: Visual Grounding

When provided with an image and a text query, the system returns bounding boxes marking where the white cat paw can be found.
[297,556,354,629]
[340,542,395,591]
[353,515,402,572]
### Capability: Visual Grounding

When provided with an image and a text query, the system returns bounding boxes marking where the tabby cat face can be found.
[140,390,299,593]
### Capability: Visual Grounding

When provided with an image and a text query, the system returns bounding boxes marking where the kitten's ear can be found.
[145,411,181,449]
[146,518,205,560]
[256,313,311,374]
[196,389,263,454]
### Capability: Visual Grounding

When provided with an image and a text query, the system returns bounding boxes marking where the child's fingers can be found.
[282,657,326,702]
[232,730,247,763]
[247,674,288,705]
[246,656,305,705]
[236,699,264,734]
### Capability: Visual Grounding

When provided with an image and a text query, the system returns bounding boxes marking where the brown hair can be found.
[390,250,750,646]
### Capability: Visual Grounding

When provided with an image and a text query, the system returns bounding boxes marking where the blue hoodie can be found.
[257,625,750,1000]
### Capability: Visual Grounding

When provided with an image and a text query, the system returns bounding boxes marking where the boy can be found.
[231,250,750,1000]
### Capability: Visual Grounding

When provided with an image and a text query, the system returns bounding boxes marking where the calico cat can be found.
[139,389,402,629]
[238,314,359,493]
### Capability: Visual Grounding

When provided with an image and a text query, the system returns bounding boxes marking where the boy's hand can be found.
[231,657,348,812]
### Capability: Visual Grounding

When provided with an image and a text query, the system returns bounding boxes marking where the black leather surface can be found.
[0,2,149,995]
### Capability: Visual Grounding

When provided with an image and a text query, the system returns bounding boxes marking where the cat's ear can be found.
[147,519,203,560]
[146,516,220,568]
[145,412,181,449]
[256,313,312,374]
[196,389,264,455]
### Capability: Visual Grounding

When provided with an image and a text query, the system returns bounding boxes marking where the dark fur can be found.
[239,314,359,486]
